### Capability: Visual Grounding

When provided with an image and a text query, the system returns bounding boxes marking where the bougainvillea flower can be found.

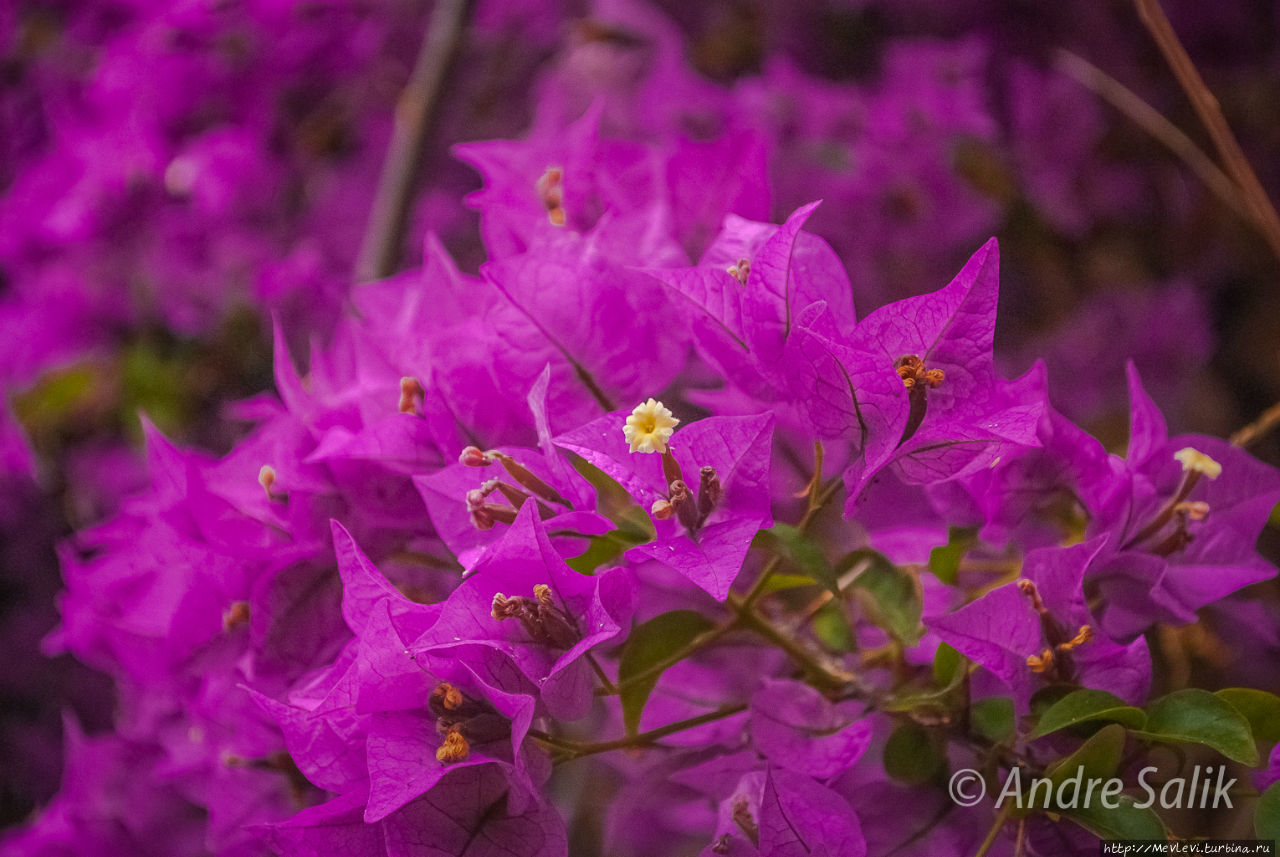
[409,502,636,720]
[556,409,773,599]
[928,538,1150,713]
[842,238,1043,507]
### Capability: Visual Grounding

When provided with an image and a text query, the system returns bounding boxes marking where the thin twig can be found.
[1133,0,1280,264]
[355,0,472,282]
[534,703,749,762]
[974,803,1011,857]
[597,619,739,696]
[585,652,617,694]
[1230,401,1280,448]
[741,443,842,610]
[1053,49,1250,222]
[729,593,856,690]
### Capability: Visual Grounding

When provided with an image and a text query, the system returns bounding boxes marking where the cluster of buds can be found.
[460,446,571,530]
[1018,579,1094,681]
[429,682,511,764]
[490,584,579,649]
[651,465,723,535]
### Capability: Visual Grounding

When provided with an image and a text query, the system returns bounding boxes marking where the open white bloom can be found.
[623,398,679,454]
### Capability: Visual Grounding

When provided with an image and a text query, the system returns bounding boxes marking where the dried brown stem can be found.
[355,0,472,282]
[1231,401,1280,448]
[1053,49,1249,222]
[1133,0,1280,264]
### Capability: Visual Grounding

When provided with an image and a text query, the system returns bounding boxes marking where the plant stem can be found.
[585,652,617,694]
[355,0,472,282]
[973,803,1011,857]
[729,593,855,690]
[1053,49,1249,223]
[596,619,739,696]
[741,445,842,610]
[536,703,748,762]
[1231,401,1280,448]
[1132,0,1280,264]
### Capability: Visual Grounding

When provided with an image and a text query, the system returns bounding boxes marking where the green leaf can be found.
[758,573,820,594]
[842,549,923,645]
[1217,688,1280,748]
[1135,689,1259,766]
[927,527,976,586]
[565,528,647,575]
[754,524,833,591]
[883,721,946,785]
[1062,795,1168,842]
[567,454,655,542]
[1256,781,1280,848]
[1030,689,1147,739]
[972,697,1015,744]
[617,610,715,737]
[1047,723,1127,785]
[811,601,855,653]
[933,642,961,687]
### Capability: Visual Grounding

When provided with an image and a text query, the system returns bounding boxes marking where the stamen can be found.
[624,399,679,454]
[1060,625,1094,651]
[398,377,424,414]
[1027,648,1055,674]
[536,167,566,227]
[1017,579,1047,614]
[259,465,286,503]
[894,354,945,390]
[533,583,554,607]
[894,355,944,444]
[431,682,465,712]
[222,601,251,632]
[491,593,516,621]
[727,258,750,285]
[489,589,579,648]
[1124,450,1220,551]
[731,795,760,847]
[436,728,471,764]
[1177,501,1210,521]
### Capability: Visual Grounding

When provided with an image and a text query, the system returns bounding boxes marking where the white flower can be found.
[1173,447,1222,479]
[623,398,679,454]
